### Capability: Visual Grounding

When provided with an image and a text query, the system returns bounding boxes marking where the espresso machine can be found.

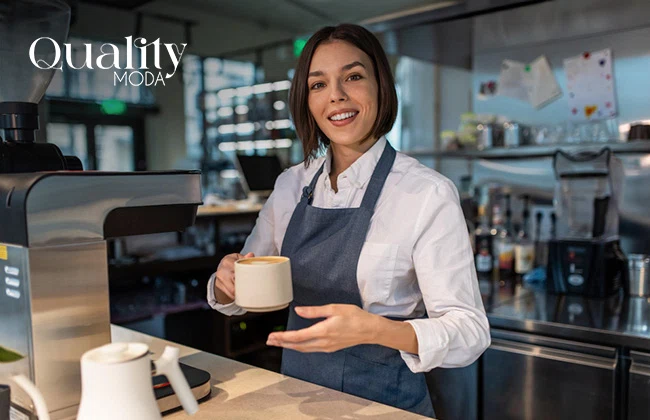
[0,1,203,419]
[546,148,627,298]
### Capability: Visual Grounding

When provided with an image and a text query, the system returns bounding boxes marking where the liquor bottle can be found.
[498,194,515,286]
[490,204,506,269]
[474,205,493,280]
[534,211,548,267]
[514,195,535,284]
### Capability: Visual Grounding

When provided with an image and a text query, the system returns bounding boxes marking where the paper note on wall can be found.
[563,49,617,121]
[496,56,562,108]
[529,56,562,109]
[496,60,531,103]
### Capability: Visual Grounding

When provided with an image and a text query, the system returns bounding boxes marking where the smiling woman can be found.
[290,24,397,169]
[208,23,490,419]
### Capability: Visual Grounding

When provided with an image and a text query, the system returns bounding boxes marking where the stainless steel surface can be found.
[628,350,650,420]
[483,330,617,420]
[0,245,32,412]
[627,254,650,297]
[27,172,202,247]
[484,283,650,351]
[0,242,110,417]
[425,363,477,420]
[421,140,650,159]
[0,171,203,419]
[365,0,551,32]
[30,242,110,417]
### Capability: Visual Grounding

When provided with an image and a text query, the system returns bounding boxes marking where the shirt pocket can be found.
[358,242,399,304]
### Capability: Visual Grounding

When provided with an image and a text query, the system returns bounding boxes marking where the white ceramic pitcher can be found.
[0,374,50,420]
[1,345,50,420]
[77,343,198,420]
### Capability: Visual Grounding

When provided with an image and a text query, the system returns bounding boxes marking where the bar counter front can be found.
[480,279,650,420]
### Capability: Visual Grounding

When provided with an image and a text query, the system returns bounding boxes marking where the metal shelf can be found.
[405,140,650,160]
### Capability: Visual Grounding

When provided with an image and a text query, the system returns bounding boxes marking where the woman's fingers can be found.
[215,252,256,302]
[215,274,235,299]
[225,277,236,298]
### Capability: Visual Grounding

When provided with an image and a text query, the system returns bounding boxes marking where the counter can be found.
[481,280,650,351]
[478,280,650,420]
[110,325,431,420]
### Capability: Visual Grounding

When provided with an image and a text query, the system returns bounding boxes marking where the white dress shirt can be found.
[207,136,491,372]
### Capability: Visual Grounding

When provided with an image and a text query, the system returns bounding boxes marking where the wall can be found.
[64,2,295,170]
[472,0,650,129]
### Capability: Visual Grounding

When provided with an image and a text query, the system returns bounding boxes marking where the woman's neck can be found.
[329,137,379,192]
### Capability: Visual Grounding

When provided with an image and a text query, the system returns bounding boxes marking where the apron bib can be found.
[280,142,434,417]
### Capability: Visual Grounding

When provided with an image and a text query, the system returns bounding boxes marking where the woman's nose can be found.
[329,81,348,103]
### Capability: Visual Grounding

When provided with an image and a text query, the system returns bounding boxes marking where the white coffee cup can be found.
[235,256,293,312]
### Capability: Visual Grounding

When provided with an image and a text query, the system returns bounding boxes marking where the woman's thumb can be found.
[244,252,255,258]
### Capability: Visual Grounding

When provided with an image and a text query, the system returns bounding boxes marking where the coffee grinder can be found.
[546,148,627,297]
[0,1,206,419]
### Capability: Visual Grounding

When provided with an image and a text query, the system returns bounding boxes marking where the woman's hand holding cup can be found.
[214,252,255,304]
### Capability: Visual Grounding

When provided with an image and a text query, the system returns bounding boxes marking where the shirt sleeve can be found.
[206,175,283,316]
[399,179,491,372]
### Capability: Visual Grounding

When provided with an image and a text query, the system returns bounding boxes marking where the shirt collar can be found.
[324,136,387,189]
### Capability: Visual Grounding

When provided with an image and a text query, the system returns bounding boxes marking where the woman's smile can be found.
[328,109,359,126]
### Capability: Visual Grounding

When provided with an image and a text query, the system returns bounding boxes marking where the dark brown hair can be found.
[289,23,398,165]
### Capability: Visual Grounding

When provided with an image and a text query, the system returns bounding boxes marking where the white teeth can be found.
[330,111,357,121]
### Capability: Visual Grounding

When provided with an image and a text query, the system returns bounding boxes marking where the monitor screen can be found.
[236,154,284,192]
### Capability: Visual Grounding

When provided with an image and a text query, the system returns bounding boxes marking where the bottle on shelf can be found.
[490,203,506,270]
[474,204,493,281]
[497,193,515,287]
[514,195,535,284]
[550,211,557,240]
[534,210,548,267]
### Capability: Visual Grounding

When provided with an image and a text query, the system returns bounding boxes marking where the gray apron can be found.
[280,141,435,417]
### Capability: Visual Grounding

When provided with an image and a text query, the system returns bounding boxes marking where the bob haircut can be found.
[289,23,398,165]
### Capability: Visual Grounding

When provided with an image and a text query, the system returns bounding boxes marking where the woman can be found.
[208,23,490,417]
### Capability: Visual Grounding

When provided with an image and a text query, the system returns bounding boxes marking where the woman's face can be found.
[307,40,379,148]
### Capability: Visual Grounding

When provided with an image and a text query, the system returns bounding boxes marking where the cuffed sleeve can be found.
[206,272,247,316]
[400,179,491,372]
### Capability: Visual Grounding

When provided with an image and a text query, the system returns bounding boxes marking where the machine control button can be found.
[5,288,20,299]
[5,277,19,288]
[568,274,584,286]
[4,266,19,276]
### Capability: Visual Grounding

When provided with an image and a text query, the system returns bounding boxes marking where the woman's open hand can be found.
[266,304,381,352]
[213,252,254,304]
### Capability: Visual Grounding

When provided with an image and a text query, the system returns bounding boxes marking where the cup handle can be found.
[11,374,50,420]
[153,346,199,416]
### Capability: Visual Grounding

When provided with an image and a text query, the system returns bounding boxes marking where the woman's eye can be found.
[310,82,325,90]
[348,74,362,81]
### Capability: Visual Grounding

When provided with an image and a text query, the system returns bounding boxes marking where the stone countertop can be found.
[111,325,432,420]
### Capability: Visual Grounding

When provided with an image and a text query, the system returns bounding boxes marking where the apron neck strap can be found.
[360,141,396,210]
[300,140,396,209]
[301,162,326,204]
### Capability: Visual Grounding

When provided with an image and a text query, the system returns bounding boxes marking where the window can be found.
[183,55,257,160]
